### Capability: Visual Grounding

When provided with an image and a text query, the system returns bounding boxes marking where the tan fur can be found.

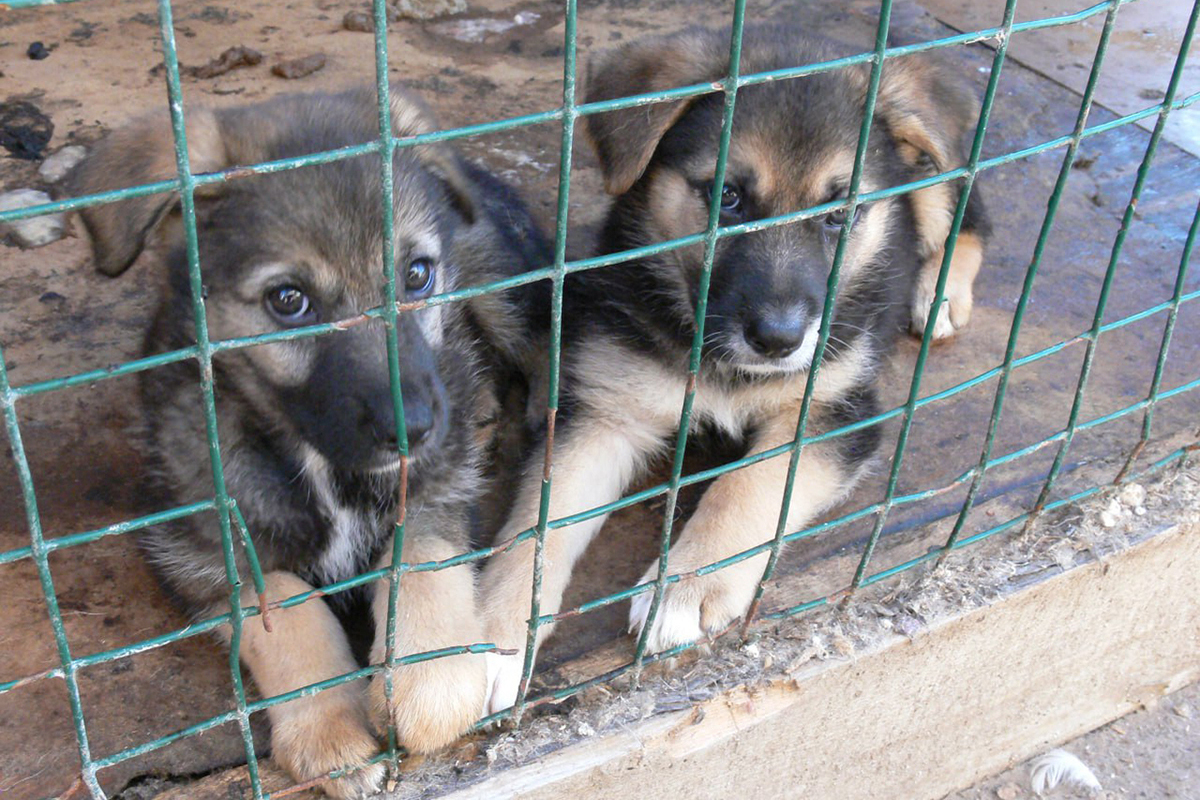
[480,416,658,713]
[630,405,851,652]
[71,108,227,276]
[220,572,383,799]
[583,30,733,195]
[910,231,984,340]
[367,537,488,753]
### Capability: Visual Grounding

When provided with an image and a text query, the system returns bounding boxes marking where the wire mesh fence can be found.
[1,0,1198,797]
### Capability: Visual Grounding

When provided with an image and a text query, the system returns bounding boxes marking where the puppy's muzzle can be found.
[744,306,807,359]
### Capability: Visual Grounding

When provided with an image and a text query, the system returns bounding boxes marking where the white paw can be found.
[627,559,757,655]
[484,650,523,716]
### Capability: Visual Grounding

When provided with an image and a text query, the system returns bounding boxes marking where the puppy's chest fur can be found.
[297,449,399,587]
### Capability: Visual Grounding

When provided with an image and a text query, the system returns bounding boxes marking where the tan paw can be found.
[270,696,383,799]
[909,238,983,341]
[368,651,488,753]
[628,554,761,655]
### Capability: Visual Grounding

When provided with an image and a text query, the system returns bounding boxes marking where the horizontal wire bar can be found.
[0,0,1147,226]
[460,439,1194,730]
[11,87,1196,401]
[0,500,214,565]
[6,281,1197,574]
[11,367,1194,695]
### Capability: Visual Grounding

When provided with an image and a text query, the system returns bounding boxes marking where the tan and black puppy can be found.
[71,89,547,797]
[478,26,990,712]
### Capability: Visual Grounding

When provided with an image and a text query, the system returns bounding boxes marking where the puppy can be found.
[71,89,547,797]
[478,26,990,712]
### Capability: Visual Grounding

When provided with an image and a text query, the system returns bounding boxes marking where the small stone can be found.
[576,721,595,736]
[0,189,65,248]
[272,53,326,79]
[390,0,468,21]
[27,41,51,60]
[1173,702,1194,719]
[741,641,760,659]
[186,45,263,79]
[1099,509,1119,528]
[38,145,88,184]
[343,10,374,31]
[996,782,1022,800]
[1134,505,1147,516]
[1119,483,1146,508]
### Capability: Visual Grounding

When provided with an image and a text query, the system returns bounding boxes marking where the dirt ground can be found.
[1,0,1198,798]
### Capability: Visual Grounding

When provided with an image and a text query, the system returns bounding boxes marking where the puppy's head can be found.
[585,27,978,376]
[71,89,479,473]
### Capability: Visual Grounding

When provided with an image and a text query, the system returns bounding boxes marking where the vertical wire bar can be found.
[744,0,907,620]
[0,355,103,797]
[942,0,1127,551]
[630,0,749,676]
[510,0,577,722]
[155,1,263,795]
[849,0,1017,588]
[1116,194,1200,481]
[1030,0,1199,516]
[368,0,413,769]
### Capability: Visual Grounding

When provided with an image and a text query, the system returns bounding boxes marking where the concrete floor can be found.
[0,0,1197,797]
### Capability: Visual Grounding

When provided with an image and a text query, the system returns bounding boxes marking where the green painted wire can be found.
[848,0,1019,589]
[630,0,751,677]
[9,85,1194,408]
[941,0,1130,551]
[1032,0,1200,513]
[0,361,101,794]
[367,0,413,770]
[154,1,263,796]
[511,0,579,723]
[747,0,919,619]
[1118,195,1200,480]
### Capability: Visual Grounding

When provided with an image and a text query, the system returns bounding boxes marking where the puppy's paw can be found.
[483,649,523,716]
[910,276,972,340]
[368,652,487,754]
[910,243,982,341]
[628,557,759,655]
[271,697,383,799]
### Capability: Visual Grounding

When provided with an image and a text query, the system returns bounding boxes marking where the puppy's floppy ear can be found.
[389,89,477,224]
[584,28,733,195]
[69,108,237,277]
[871,54,980,172]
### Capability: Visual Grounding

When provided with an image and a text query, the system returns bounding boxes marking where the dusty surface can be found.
[1,0,1198,798]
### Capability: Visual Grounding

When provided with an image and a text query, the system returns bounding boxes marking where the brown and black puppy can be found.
[71,89,547,797]
[478,26,989,712]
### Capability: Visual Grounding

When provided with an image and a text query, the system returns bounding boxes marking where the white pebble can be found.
[38,145,87,184]
[1119,482,1147,508]
[0,189,65,248]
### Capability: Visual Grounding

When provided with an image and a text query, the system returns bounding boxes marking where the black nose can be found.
[745,312,806,358]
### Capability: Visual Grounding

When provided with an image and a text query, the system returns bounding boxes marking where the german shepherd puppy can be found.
[478,27,990,712]
[71,89,546,797]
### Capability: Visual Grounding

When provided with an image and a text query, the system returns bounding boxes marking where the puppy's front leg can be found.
[631,408,861,654]
[480,421,649,714]
[225,571,383,799]
[367,524,488,754]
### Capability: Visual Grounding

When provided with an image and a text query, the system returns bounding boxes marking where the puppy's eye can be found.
[824,205,858,229]
[719,183,742,213]
[405,258,436,298]
[265,286,317,325]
